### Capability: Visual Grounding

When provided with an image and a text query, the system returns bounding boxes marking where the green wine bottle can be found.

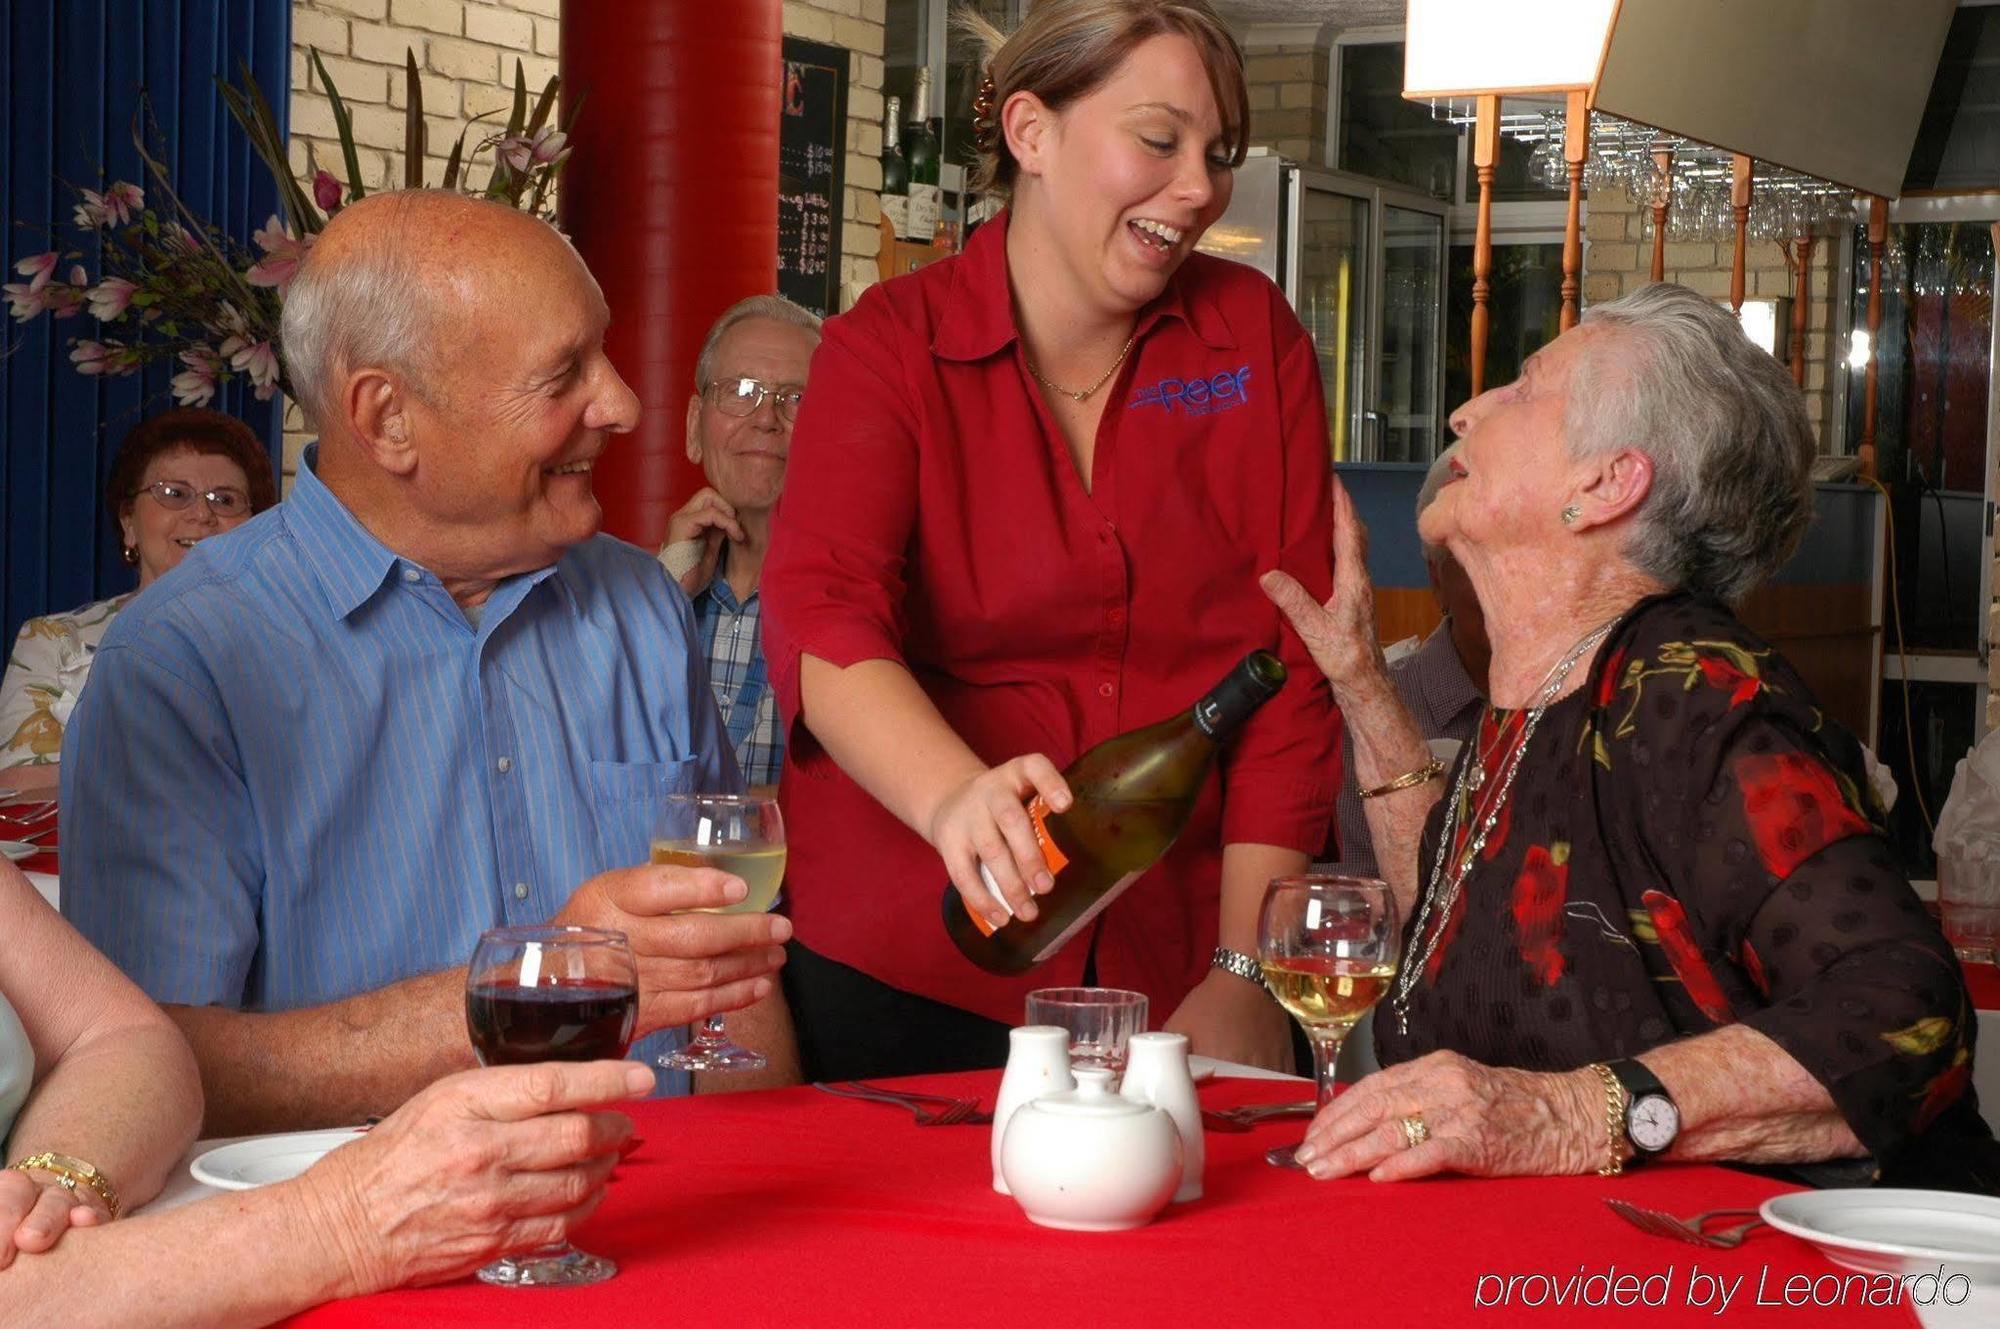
[880,94,909,240]
[942,651,1288,976]
[903,68,942,243]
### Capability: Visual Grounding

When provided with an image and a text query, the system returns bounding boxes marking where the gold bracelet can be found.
[1357,757,1445,800]
[1586,1063,1628,1178]
[8,1152,121,1219]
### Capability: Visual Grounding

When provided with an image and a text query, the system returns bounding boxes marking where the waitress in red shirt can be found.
[756,0,1339,1081]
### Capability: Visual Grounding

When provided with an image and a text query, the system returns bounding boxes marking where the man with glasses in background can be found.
[659,295,822,793]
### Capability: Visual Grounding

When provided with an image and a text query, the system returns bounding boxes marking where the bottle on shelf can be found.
[903,68,942,245]
[942,652,1289,976]
[880,93,910,242]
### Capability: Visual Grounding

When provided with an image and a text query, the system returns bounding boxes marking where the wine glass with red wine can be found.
[465,924,639,1287]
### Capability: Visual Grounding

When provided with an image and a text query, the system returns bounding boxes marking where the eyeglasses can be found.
[704,377,805,424]
[135,479,252,518]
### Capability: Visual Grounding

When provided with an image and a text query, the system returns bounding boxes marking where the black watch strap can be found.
[1605,1057,1675,1158]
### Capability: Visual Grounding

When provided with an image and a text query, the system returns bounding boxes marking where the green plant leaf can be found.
[442,126,468,191]
[310,47,368,205]
[525,74,560,137]
[404,49,426,188]
[216,74,319,234]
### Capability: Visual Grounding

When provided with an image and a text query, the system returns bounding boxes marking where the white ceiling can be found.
[1210,0,1404,26]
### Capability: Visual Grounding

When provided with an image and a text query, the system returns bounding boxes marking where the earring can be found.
[1560,504,1581,525]
[122,545,138,566]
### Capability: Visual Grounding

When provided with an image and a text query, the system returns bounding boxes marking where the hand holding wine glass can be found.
[551,860,790,1036]
[652,792,786,1073]
[463,924,638,1287]
[1257,875,1399,1168]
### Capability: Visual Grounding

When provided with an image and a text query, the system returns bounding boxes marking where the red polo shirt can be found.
[763,211,1339,1026]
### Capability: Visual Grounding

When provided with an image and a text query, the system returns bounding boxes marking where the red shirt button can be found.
[1099,682,1115,698]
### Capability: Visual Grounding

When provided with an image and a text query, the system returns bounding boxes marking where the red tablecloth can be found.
[281,1072,1922,1329]
[1963,959,2000,1012]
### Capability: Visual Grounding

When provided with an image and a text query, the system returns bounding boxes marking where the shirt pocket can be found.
[588,757,700,864]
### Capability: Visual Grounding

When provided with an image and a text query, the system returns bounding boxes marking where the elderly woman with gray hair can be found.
[1263,282,1993,1189]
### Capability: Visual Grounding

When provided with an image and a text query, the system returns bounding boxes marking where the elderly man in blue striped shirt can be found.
[60,191,790,1134]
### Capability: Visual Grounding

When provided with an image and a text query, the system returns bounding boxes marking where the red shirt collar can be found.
[930,208,1237,362]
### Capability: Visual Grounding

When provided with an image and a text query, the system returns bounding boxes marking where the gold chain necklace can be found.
[1025,332,1138,403]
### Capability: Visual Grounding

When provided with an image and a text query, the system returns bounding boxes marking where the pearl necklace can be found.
[1391,620,1615,1036]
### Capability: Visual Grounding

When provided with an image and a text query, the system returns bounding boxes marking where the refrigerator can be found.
[1196,152,1450,463]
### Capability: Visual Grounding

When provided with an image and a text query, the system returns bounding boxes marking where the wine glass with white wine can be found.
[1257,874,1399,1168]
[651,792,786,1073]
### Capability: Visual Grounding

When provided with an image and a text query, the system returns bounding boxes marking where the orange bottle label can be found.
[966,795,1069,937]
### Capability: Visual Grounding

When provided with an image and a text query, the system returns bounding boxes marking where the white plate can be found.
[0,841,38,862]
[1760,1189,2000,1283]
[190,1129,366,1191]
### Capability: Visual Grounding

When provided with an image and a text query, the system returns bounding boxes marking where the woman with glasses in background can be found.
[0,408,278,784]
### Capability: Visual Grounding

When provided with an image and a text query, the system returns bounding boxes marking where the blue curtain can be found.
[1,0,289,646]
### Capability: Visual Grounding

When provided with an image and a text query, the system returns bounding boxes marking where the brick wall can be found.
[1583,189,1838,443]
[1243,38,1330,165]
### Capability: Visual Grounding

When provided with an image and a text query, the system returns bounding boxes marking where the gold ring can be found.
[1398,1113,1430,1149]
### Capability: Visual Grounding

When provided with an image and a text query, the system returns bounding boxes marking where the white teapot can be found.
[999,1068,1183,1231]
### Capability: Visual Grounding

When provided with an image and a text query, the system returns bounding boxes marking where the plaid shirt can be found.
[688,560,783,787]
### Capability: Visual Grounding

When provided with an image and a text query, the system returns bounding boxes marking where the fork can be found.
[1202,1100,1316,1132]
[811,1081,993,1126]
[1604,1198,1765,1248]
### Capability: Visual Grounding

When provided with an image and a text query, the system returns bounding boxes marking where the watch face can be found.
[1629,1095,1679,1151]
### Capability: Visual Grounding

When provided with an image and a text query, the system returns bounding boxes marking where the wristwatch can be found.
[1210,945,1266,990]
[8,1152,121,1219]
[1604,1058,1680,1160]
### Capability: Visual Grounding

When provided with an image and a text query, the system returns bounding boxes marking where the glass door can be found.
[1842,199,2000,877]
[1294,170,1449,462]
[1292,181,1371,460]
[1378,196,1447,461]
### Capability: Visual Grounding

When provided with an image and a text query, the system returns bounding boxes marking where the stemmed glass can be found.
[465,924,639,1287]
[651,792,786,1073]
[1256,874,1400,1169]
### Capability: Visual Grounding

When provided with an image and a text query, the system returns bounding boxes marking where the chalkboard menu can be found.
[778,36,848,317]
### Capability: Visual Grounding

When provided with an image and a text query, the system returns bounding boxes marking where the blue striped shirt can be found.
[60,450,740,1091]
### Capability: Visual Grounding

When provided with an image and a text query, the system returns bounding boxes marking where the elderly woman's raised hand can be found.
[0,1163,110,1269]
[1260,475,1387,699]
[293,1059,653,1295]
[1293,1050,1608,1181]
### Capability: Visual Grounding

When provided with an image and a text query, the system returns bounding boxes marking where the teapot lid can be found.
[1028,1067,1155,1119]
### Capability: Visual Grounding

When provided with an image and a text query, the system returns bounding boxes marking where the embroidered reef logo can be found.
[1128,366,1252,417]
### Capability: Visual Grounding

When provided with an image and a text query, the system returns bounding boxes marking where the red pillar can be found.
[560,1,781,549]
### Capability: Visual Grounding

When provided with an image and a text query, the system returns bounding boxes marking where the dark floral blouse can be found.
[1375,592,1992,1187]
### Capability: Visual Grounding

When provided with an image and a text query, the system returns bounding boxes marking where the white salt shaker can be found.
[1119,1031,1204,1201]
[992,1025,1074,1194]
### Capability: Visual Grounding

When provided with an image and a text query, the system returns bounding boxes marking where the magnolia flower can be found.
[71,183,144,229]
[86,277,136,321]
[3,282,49,321]
[14,252,58,293]
[101,182,144,226]
[314,169,344,213]
[43,268,89,320]
[70,339,140,377]
[245,215,313,290]
[161,223,200,254]
[496,126,570,174]
[223,334,281,400]
[171,348,220,407]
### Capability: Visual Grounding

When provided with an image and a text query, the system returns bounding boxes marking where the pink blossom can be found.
[13,253,58,293]
[73,193,107,229]
[43,269,89,320]
[161,223,199,254]
[245,215,313,290]
[70,339,139,377]
[86,277,136,321]
[314,169,344,213]
[171,348,220,407]
[3,282,50,321]
[496,126,570,174]
[223,335,281,399]
[101,182,144,226]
